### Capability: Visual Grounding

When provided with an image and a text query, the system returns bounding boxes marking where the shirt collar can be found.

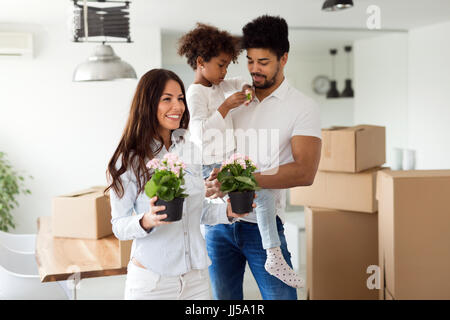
[151,128,187,153]
[268,77,289,100]
[171,128,187,145]
[252,78,290,103]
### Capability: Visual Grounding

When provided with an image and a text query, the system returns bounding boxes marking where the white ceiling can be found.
[1,0,450,33]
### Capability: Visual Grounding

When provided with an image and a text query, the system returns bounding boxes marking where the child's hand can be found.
[224,91,248,110]
[242,85,255,106]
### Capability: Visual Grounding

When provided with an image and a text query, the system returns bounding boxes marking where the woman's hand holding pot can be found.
[140,196,172,231]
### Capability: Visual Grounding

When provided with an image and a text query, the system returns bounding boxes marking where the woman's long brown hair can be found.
[105,69,190,198]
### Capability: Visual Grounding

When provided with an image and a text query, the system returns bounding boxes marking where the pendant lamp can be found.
[341,45,354,97]
[73,43,136,81]
[71,0,137,82]
[326,49,340,99]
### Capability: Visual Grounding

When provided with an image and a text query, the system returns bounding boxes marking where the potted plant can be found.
[217,153,260,214]
[0,151,32,232]
[145,153,188,222]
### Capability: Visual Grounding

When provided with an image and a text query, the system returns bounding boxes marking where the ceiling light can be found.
[71,0,137,82]
[341,45,354,97]
[326,49,340,99]
[73,44,136,82]
[322,0,354,12]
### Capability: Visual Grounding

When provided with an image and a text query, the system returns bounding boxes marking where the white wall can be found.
[354,23,450,171]
[285,53,354,129]
[408,21,450,169]
[353,33,409,168]
[0,23,161,233]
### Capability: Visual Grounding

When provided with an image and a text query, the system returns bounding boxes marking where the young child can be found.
[178,23,303,289]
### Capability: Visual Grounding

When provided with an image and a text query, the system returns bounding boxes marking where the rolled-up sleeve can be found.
[110,168,151,240]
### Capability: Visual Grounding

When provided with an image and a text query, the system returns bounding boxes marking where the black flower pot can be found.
[155,197,185,222]
[228,190,255,214]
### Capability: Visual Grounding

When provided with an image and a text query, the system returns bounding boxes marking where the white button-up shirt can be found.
[109,129,230,276]
[230,79,322,223]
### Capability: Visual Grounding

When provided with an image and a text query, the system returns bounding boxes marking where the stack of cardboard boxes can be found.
[290,125,386,300]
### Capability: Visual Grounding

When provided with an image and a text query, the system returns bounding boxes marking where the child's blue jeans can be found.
[202,163,222,180]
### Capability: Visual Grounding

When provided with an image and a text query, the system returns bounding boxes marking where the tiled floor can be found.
[75,265,307,300]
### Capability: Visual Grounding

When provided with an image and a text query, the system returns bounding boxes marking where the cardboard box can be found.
[119,240,133,267]
[377,169,450,299]
[305,207,378,300]
[319,125,386,173]
[290,167,382,213]
[52,186,113,239]
[384,288,394,300]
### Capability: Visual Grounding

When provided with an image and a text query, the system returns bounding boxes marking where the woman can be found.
[105,69,251,300]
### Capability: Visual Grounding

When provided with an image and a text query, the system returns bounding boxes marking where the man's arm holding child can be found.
[254,135,321,189]
[204,136,321,198]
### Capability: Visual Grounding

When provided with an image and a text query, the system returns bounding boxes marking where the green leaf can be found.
[160,175,172,185]
[235,176,255,187]
[144,179,159,198]
[0,151,32,231]
[230,166,239,176]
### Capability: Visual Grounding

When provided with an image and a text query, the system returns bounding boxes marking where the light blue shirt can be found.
[109,129,231,276]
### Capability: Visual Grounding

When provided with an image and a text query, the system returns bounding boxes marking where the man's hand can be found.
[226,194,257,219]
[205,168,225,199]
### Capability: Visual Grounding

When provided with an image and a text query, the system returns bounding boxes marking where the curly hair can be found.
[178,23,242,70]
[242,15,290,59]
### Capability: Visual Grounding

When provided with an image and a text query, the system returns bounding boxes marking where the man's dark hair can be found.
[241,15,289,59]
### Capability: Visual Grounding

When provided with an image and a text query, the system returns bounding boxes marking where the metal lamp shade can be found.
[73,44,137,82]
[322,0,354,11]
[326,80,340,98]
[341,79,354,97]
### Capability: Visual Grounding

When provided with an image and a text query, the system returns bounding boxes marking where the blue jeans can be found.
[202,163,222,180]
[204,217,298,300]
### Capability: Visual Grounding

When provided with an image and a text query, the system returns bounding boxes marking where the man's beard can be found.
[252,64,280,89]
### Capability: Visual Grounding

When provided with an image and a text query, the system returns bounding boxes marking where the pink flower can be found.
[238,159,246,169]
[172,166,181,177]
[164,153,179,163]
[146,158,160,169]
[224,153,254,170]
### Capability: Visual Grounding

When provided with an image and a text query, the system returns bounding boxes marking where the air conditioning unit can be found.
[0,32,33,58]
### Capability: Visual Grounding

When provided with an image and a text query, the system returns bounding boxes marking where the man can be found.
[205,15,322,300]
